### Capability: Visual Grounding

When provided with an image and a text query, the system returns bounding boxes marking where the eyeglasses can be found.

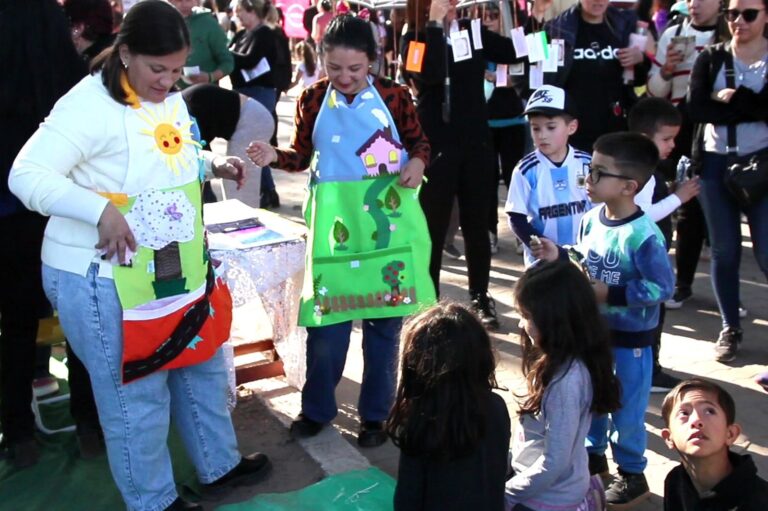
[586,165,636,184]
[724,8,764,22]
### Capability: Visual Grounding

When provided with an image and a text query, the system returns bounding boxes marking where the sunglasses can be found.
[724,7,764,22]
[586,165,636,184]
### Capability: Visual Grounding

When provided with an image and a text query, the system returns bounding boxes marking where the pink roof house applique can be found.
[355,127,404,177]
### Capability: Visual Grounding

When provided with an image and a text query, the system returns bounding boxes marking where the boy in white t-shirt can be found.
[505,85,591,267]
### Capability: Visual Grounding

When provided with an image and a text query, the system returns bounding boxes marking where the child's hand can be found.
[673,177,701,203]
[246,141,277,167]
[591,280,609,303]
[212,156,246,189]
[399,158,425,188]
[531,236,558,262]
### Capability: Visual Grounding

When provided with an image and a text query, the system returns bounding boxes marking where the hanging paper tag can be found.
[450,29,472,62]
[405,41,426,72]
[449,19,459,33]
[471,18,483,49]
[552,38,565,66]
[543,44,559,72]
[529,61,544,89]
[511,27,528,57]
[509,62,525,75]
[496,64,508,87]
[526,32,548,63]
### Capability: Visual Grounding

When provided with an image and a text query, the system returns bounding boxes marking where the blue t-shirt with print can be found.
[575,206,675,348]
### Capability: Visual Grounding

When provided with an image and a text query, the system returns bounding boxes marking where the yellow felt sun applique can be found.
[136,100,201,175]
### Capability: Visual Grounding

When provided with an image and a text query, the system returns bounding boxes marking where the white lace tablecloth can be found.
[205,201,308,394]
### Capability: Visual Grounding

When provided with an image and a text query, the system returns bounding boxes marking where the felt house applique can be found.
[356,127,404,177]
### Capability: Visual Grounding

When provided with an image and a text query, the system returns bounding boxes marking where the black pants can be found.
[0,211,48,443]
[674,197,708,291]
[488,125,526,235]
[420,140,496,296]
[0,211,99,444]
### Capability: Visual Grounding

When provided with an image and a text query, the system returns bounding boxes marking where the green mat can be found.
[0,386,197,511]
[218,468,395,511]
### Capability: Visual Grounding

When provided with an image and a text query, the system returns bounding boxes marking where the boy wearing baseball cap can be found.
[505,85,592,267]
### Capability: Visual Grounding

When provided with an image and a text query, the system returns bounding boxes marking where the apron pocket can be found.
[310,245,419,318]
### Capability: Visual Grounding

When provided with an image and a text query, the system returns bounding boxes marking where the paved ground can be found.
[235,90,768,510]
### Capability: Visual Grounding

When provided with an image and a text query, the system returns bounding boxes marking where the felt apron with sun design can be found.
[109,79,232,383]
[298,78,436,327]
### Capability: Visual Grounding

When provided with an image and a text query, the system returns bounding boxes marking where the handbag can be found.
[722,51,768,209]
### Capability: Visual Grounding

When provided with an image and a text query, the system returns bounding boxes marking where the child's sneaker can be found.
[665,287,692,309]
[756,371,768,393]
[442,243,463,260]
[605,471,650,510]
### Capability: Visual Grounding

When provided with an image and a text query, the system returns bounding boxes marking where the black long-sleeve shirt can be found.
[229,24,276,89]
[401,22,523,149]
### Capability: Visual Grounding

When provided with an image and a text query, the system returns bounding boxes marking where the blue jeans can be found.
[698,152,768,329]
[302,318,401,423]
[237,84,277,193]
[43,263,240,511]
[587,346,652,474]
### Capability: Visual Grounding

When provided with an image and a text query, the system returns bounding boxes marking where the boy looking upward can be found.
[533,132,675,509]
[661,378,768,510]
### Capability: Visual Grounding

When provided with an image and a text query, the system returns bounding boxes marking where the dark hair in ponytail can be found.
[92,0,189,105]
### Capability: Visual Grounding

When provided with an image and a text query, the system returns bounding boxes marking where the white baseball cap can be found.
[524,85,577,117]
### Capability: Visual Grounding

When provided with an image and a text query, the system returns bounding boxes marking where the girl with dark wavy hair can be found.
[507,260,621,511]
[387,302,511,510]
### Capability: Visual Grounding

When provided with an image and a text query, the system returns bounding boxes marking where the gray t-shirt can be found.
[704,53,768,156]
[506,359,593,511]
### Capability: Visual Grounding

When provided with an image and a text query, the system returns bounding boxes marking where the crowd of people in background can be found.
[1,0,767,510]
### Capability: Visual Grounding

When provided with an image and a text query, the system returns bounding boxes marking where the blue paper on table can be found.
[217,468,395,511]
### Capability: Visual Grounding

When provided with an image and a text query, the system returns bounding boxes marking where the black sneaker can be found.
[470,291,500,330]
[605,471,650,510]
[199,453,272,498]
[651,369,681,393]
[165,497,203,510]
[442,243,463,260]
[289,413,325,439]
[357,421,387,448]
[714,327,742,362]
[665,287,692,309]
[588,453,609,478]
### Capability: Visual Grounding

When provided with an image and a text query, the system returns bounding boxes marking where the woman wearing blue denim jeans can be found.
[688,0,768,362]
[9,2,270,510]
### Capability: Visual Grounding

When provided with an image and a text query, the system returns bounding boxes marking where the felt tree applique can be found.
[384,186,402,217]
[332,219,350,250]
[381,260,406,304]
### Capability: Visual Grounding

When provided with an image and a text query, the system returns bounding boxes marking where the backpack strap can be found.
[722,49,738,155]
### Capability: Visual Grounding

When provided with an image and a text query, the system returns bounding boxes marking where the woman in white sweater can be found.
[9,2,270,510]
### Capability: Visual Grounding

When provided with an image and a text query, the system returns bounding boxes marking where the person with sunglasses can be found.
[687,0,768,362]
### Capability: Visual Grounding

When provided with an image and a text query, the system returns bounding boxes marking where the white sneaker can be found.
[32,376,59,398]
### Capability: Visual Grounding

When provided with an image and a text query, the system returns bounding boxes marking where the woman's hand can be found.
[712,88,736,103]
[617,46,644,67]
[246,141,278,167]
[212,156,246,189]
[531,0,553,20]
[660,46,685,80]
[429,0,450,22]
[95,203,137,265]
[399,158,425,188]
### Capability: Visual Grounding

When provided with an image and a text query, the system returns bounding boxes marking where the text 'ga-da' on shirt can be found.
[505,146,592,267]
[574,206,675,348]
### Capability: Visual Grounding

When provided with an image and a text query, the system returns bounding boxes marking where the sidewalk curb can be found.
[242,378,371,476]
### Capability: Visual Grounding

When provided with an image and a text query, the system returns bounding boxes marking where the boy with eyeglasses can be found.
[533,131,675,509]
